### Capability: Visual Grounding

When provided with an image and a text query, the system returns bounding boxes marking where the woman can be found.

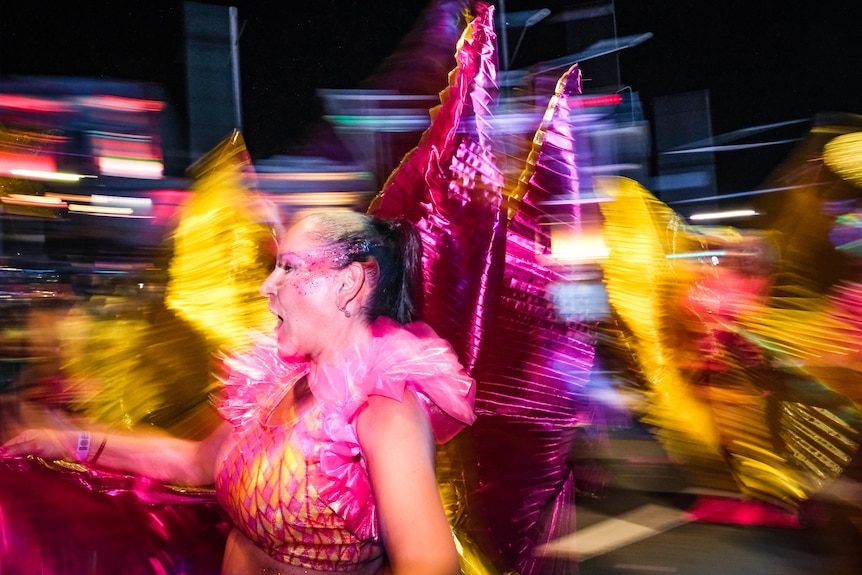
[2,210,477,575]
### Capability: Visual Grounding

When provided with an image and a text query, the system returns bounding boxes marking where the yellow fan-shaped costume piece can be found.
[61,131,274,436]
[595,176,722,451]
[165,130,274,354]
[596,176,862,506]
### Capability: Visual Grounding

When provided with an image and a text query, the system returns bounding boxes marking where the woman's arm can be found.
[357,390,460,575]
[1,419,232,487]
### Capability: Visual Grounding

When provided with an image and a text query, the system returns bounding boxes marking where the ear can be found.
[335,262,366,311]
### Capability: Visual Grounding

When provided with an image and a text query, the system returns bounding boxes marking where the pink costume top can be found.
[214,318,477,571]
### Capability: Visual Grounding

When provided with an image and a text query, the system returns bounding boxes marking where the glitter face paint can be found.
[271,246,342,297]
[261,219,348,360]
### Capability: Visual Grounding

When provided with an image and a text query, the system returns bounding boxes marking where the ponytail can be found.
[306,211,424,324]
[374,217,424,324]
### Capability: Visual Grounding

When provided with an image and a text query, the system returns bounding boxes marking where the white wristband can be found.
[76,431,91,462]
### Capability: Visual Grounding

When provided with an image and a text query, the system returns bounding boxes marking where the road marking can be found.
[614,564,678,572]
[536,503,693,561]
[819,476,862,509]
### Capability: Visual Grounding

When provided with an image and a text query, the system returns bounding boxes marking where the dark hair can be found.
[306,211,423,324]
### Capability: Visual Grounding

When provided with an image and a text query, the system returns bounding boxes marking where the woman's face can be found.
[260,217,340,360]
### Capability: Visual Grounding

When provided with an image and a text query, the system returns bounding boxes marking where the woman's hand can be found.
[3,419,231,488]
[0,428,79,461]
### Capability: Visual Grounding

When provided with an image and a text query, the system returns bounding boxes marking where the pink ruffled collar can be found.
[218,319,476,540]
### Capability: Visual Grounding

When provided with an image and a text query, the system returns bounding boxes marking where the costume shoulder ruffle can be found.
[216,333,307,429]
[216,320,476,444]
[313,318,477,444]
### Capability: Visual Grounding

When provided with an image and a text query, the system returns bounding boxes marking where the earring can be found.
[338,304,351,318]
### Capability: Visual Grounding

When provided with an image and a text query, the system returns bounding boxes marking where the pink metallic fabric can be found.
[0,457,227,575]
[371,3,595,574]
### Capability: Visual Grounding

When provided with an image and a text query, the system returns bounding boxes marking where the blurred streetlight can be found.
[508,8,551,69]
[496,5,551,71]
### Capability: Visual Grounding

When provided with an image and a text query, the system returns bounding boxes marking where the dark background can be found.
[1,1,860,185]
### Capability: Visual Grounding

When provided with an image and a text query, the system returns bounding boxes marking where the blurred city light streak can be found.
[0,148,58,175]
[2,194,67,207]
[257,171,371,182]
[537,195,613,206]
[0,79,167,183]
[67,204,136,217]
[662,139,800,154]
[663,118,809,154]
[320,90,438,133]
[570,93,623,109]
[91,131,164,179]
[77,95,164,113]
[545,226,609,264]
[0,94,74,114]
[670,183,831,204]
[322,113,434,132]
[8,169,88,182]
[665,250,727,260]
[689,209,758,221]
[260,191,372,208]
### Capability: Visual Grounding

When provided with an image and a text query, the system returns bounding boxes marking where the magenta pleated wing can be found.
[369,2,504,376]
[370,2,594,572]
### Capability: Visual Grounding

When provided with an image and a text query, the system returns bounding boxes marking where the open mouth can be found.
[269,305,284,330]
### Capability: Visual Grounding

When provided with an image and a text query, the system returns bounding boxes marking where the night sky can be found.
[1,1,860,188]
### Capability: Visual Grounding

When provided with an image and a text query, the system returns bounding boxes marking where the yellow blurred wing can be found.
[165,130,273,354]
[595,176,722,455]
